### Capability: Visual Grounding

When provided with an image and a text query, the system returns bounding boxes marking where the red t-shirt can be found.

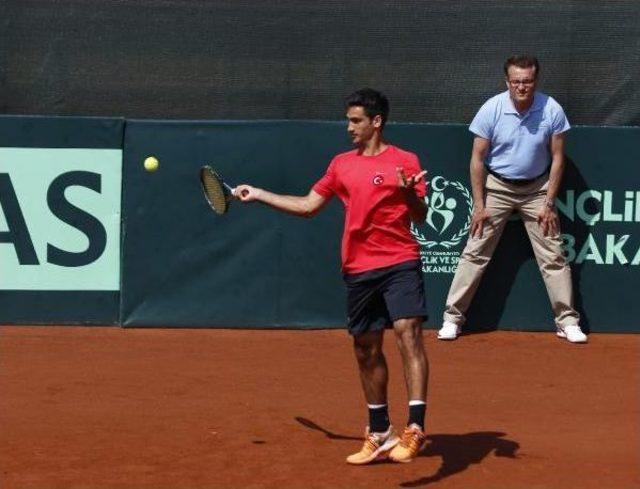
[312,144,427,274]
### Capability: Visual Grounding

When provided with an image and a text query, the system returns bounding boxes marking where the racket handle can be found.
[223,181,236,196]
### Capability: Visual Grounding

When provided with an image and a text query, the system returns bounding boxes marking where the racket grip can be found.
[223,181,236,196]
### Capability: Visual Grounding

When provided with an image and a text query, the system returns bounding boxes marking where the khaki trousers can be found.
[443,173,580,329]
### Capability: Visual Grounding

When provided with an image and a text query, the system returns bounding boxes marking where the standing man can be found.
[438,55,587,344]
[235,88,430,464]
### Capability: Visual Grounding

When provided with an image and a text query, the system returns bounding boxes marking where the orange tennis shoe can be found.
[346,425,399,465]
[389,423,427,463]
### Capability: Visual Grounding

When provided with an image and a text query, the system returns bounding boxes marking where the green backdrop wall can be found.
[120,121,640,332]
[0,118,640,331]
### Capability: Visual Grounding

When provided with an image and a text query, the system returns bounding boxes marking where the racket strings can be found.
[201,170,228,214]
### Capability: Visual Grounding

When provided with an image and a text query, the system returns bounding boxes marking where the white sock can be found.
[367,403,387,409]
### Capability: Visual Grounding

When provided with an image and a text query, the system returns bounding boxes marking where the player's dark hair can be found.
[504,55,540,78]
[345,88,390,127]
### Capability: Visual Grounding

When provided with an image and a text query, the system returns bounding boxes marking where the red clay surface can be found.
[1,327,639,489]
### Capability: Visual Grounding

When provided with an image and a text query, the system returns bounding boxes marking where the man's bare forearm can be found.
[252,189,316,217]
[404,189,427,223]
[470,155,487,210]
[545,155,565,204]
[545,132,567,205]
[235,186,327,219]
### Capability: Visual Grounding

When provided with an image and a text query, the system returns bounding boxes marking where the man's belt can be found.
[486,167,549,185]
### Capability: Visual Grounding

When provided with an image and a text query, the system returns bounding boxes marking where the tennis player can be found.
[235,88,429,464]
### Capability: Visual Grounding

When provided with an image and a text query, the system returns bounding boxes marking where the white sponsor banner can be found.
[0,148,122,290]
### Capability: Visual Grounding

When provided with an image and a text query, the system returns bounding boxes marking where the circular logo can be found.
[373,174,384,185]
[411,176,473,249]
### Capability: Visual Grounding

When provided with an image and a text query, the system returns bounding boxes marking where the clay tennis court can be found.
[1,326,638,489]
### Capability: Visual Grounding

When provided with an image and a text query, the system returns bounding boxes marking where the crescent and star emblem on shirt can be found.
[372,173,385,185]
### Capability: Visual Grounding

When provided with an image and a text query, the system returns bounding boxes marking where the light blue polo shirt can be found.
[469,90,571,179]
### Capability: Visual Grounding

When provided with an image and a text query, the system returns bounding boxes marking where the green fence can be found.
[1,116,638,332]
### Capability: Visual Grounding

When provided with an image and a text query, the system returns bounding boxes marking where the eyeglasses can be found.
[508,79,535,87]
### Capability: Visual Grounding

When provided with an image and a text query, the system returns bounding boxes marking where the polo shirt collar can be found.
[504,90,543,115]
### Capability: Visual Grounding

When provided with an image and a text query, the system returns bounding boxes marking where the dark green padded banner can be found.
[121,121,639,332]
[121,121,345,327]
[0,115,124,325]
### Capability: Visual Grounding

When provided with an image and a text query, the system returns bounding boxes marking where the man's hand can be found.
[234,184,260,202]
[470,207,490,239]
[397,167,428,223]
[397,167,428,191]
[537,202,560,236]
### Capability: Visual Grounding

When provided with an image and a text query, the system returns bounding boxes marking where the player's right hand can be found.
[470,207,490,239]
[234,184,260,202]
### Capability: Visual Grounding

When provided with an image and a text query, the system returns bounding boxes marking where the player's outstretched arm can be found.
[234,185,327,218]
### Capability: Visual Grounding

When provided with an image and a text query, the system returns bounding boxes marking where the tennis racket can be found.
[200,165,236,215]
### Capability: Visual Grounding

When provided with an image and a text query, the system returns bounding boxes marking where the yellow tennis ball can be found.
[144,156,159,172]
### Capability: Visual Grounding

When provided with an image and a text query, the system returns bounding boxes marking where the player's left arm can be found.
[397,167,428,224]
[538,131,566,236]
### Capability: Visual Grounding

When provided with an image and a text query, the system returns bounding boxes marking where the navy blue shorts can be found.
[343,259,428,336]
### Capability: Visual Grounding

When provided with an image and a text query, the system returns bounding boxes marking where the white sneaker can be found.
[557,325,588,343]
[437,321,460,340]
